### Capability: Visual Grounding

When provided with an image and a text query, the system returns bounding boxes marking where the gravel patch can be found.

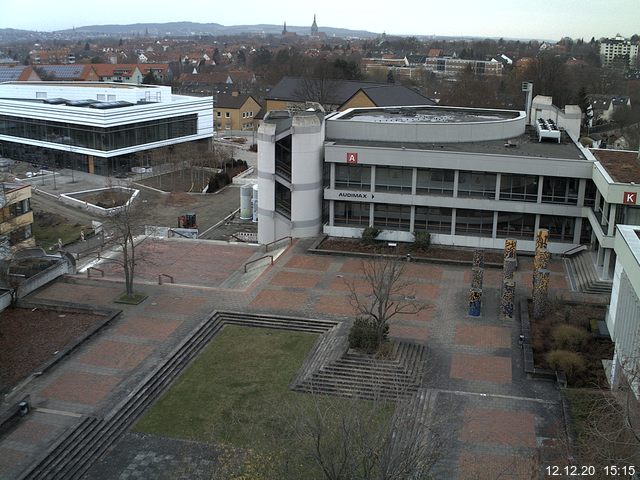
[0,308,103,392]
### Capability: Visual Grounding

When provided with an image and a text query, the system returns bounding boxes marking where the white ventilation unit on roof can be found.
[535,118,561,143]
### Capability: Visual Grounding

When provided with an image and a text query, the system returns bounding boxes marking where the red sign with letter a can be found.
[623,191,637,205]
[346,152,358,165]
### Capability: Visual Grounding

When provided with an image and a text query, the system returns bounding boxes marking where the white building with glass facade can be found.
[257,104,640,279]
[0,82,213,175]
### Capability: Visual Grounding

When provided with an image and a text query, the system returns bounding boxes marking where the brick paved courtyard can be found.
[0,238,570,479]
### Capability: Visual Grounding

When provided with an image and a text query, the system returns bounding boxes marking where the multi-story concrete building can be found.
[0,82,213,175]
[423,57,504,76]
[607,224,640,396]
[600,35,639,67]
[257,101,640,280]
[0,182,34,252]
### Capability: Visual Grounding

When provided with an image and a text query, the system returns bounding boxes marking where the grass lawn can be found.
[134,325,319,447]
[32,211,88,251]
[134,324,395,477]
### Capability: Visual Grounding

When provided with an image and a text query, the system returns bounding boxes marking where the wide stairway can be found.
[388,388,439,459]
[564,251,612,295]
[292,339,429,401]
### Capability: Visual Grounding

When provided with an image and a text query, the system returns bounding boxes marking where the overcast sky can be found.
[2,0,638,40]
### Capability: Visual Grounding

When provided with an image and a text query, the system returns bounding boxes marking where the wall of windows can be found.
[335,165,371,190]
[373,204,411,231]
[275,135,292,181]
[496,212,536,239]
[275,182,291,218]
[334,201,369,227]
[375,166,413,193]
[0,114,197,152]
[455,209,494,237]
[416,168,454,196]
[457,171,497,199]
[414,206,452,233]
[539,215,575,242]
[499,174,538,202]
[541,177,578,205]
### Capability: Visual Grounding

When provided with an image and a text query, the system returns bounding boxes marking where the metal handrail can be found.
[562,244,587,258]
[264,235,293,252]
[244,255,273,273]
[158,273,174,285]
[87,267,104,278]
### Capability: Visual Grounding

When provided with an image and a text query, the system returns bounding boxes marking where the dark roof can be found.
[406,55,427,64]
[216,93,257,109]
[254,106,267,120]
[591,148,640,183]
[350,85,435,108]
[0,66,30,82]
[34,64,92,80]
[266,76,435,107]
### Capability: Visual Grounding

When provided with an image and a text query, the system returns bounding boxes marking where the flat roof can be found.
[334,105,521,124]
[0,81,160,89]
[329,131,588,161]
[590,149,640,183]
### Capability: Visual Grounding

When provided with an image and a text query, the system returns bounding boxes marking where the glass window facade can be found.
[539,215,575,242]
[416,168,454,196]
[275,182,291,218]
[0,114,198,152]
[496,212,536,239]
[500,174,538,202]
[335,165,371,190]
[375,166,413,193]
[414,206,452,233]
[584,180,597,207]
[455,209,494,237]
[457,171,497,199]
[373,204,411,231]
[541,177,578,205]
[334,201,369,227]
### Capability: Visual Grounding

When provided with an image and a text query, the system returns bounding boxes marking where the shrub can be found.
[546,350,586,379]
[361,227,380,245]
[348,317,388,353]
[413,231,431,249]
[552,324,589,349]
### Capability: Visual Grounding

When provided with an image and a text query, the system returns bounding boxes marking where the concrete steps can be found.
[292,342,428,401]
[388,388,438,458]
[565,251,612,295]
[17,312,338,480]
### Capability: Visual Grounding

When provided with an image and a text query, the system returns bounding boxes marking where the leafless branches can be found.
[346,257,426,348]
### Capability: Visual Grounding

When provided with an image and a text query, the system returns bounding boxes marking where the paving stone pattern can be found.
[0,239,571,479]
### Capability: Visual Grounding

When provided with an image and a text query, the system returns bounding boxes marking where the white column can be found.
[537,175,544,203]
[453,170,459,198]
[608,204,617,236]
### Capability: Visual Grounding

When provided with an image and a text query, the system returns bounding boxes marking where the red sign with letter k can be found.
[624,191,637,205]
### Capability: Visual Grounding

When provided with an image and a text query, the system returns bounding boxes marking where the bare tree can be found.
[102,196,147,298]
[285,389,448,479]
[346,257,426,349]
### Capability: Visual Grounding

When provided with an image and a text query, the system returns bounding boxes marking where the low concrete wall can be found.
[16,256,75,299]
[59,186,139,217]
[0,290,12,311]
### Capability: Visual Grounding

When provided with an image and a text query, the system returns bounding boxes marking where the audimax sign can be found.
[337,191,371,199]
